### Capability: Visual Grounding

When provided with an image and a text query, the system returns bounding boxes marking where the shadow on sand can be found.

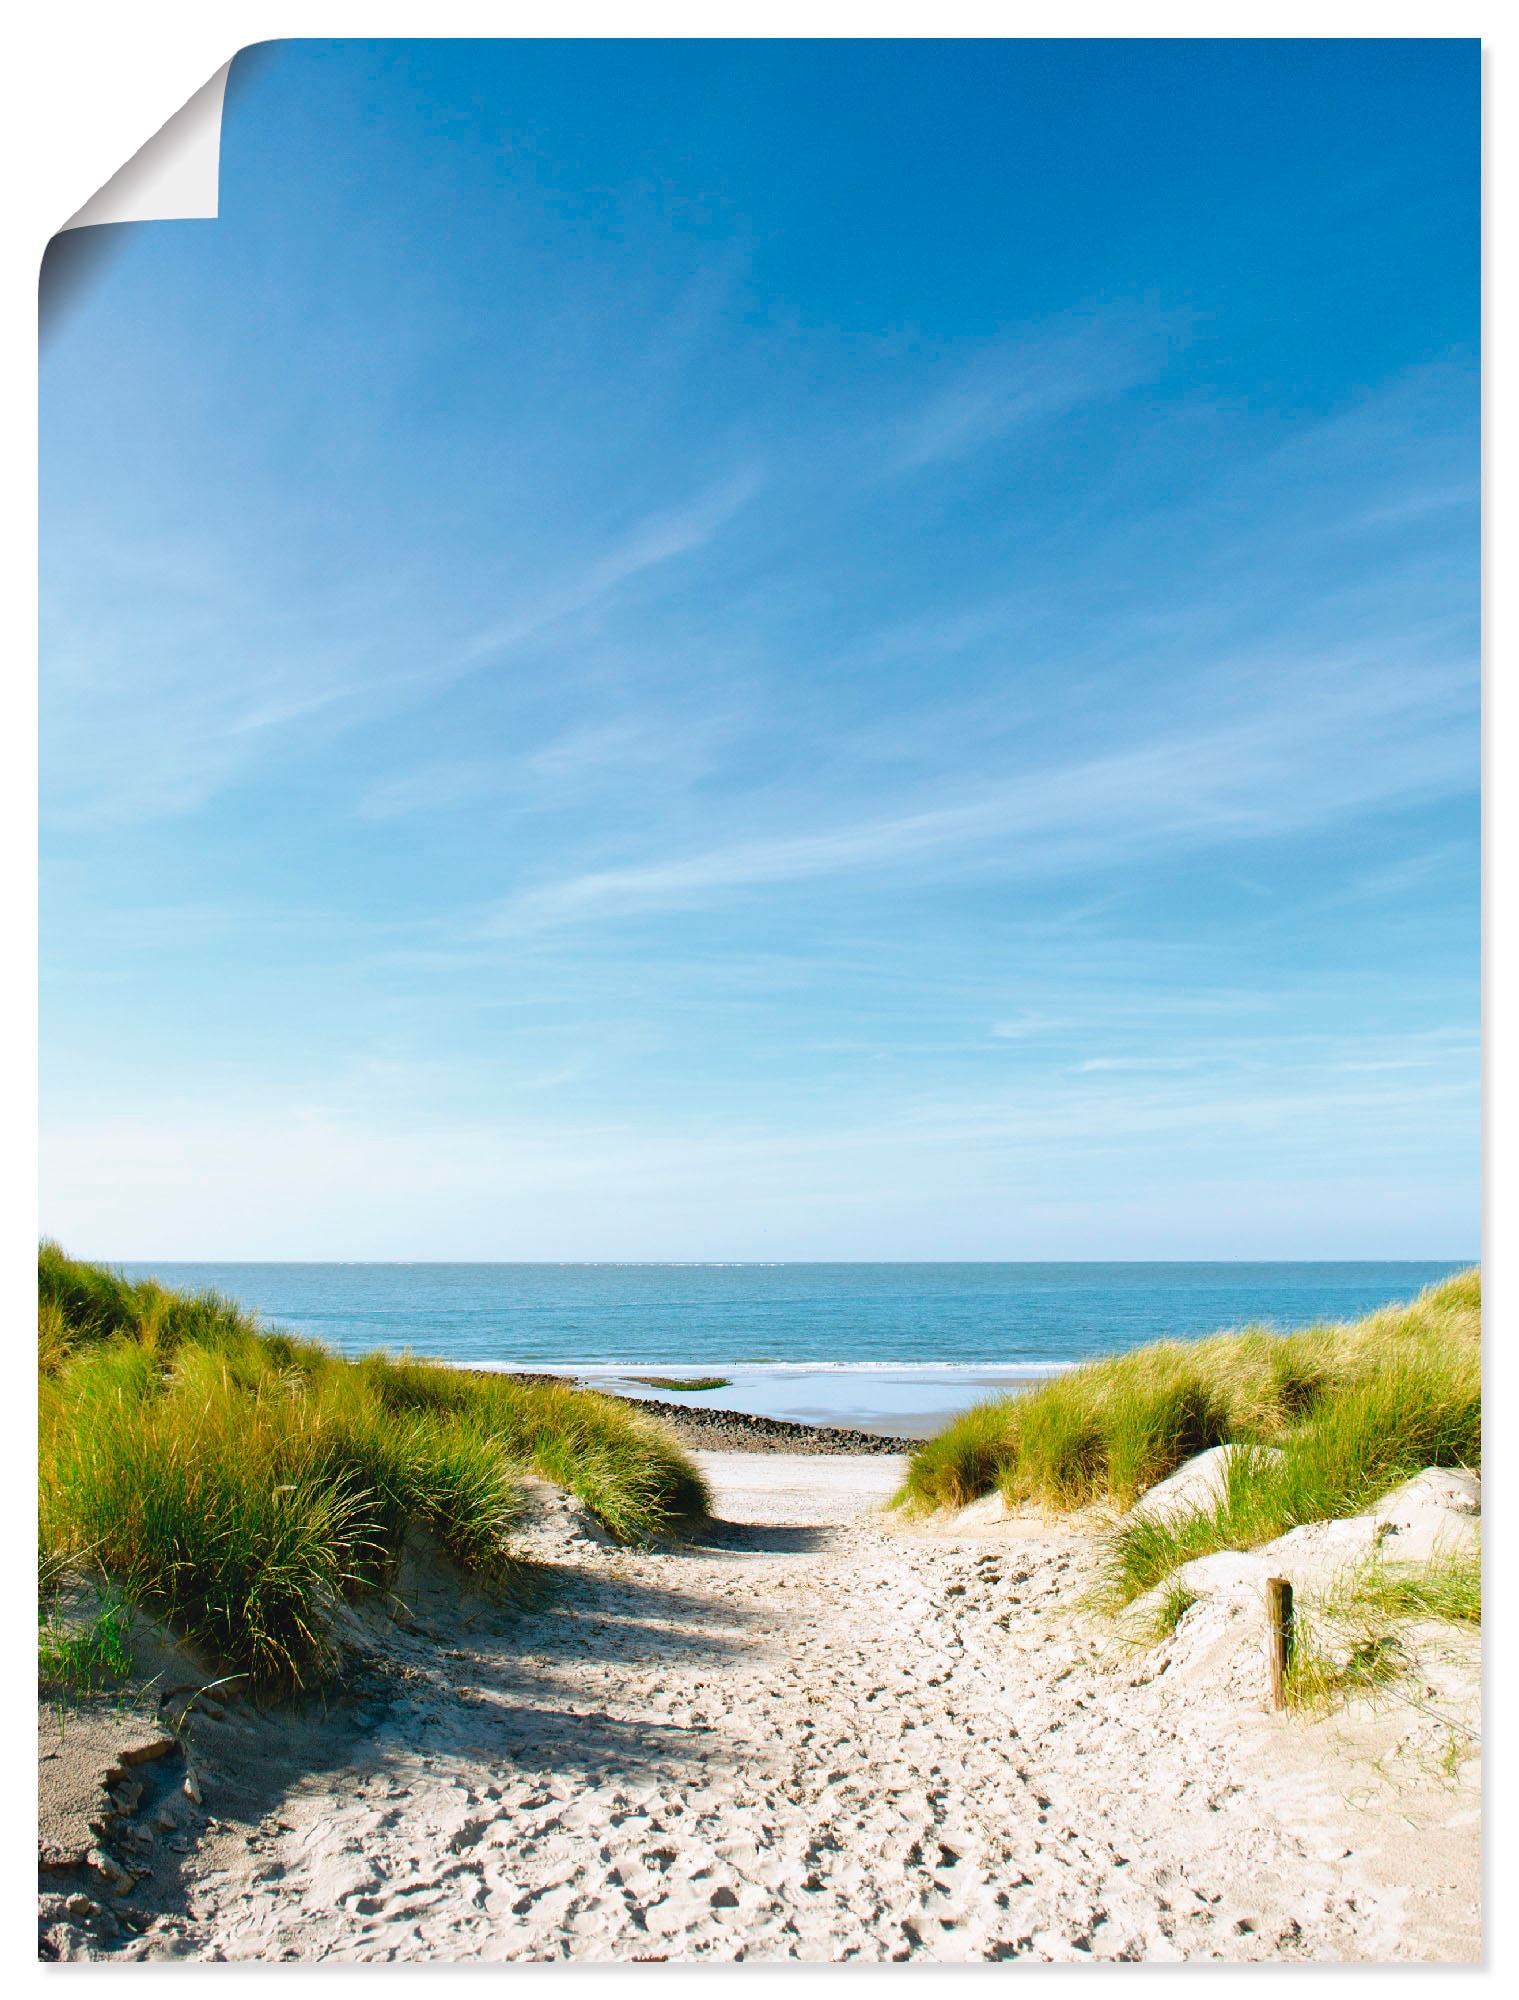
[41,1510,818,1955]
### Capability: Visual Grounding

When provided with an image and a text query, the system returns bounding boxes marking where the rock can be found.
[54,1896,117,1944]
[42,1921,93,1961]
[601,1396,912,1457]
[118,1732,180,1767]
[182,1767,202,1805]
[86,1846,132,1889]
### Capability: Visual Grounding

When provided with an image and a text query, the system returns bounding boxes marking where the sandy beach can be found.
[40,1449,1480,1963]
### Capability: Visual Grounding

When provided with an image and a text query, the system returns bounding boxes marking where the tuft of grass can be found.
[39,1247,709,1691]
[897,1272,1480,1568]
[43,1343,375,1687]
[1101,1361,1480,1608]
[899,1348,1236,1515]
[352,1354,712,1543]
[1144,1578,1200,1645]
[896,1398,1018,1514]
[628,1376,733,1392]
[1100,1441,1302,1604]
[1345,1547,1481,1628]
[1280,1549,1481,1719]
[39,1587,135,1692]
[1283,1621,1406,1712]
[38,1237,257,1366]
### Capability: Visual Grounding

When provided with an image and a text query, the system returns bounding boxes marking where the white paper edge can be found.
[61,58,232,231]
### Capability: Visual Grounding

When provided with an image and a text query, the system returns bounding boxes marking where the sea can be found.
[117,1260,1467,1438]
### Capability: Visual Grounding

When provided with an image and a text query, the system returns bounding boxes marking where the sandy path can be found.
[132,1455,1477,1963]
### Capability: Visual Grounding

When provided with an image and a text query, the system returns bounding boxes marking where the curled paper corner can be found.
[62,58,234,231]
[41,53,249,345]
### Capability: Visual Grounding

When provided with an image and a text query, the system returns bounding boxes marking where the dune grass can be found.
[1282,1617,1406,1712]
[1140,1578,1201,1648]
[1102,1351,1480,1604]
[896,1271,1480,1604]
[38,1244,710,1691]
[1278,1547,1481,1714]
[38,1583,135,1693]
[1344,1545,1481,1628]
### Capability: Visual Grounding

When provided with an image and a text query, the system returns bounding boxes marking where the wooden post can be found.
[1266,1575,1293,1711]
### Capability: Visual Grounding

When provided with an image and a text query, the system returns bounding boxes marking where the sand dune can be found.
[44,1452,1479,1963]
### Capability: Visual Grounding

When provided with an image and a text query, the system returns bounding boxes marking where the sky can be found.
[39,38,1480,1261]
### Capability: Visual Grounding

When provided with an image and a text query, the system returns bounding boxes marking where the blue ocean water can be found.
[117,1261,1467,1434]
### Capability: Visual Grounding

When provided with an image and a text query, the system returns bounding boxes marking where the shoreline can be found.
[453,1362,1053,1442]
[451,1365,976,1449]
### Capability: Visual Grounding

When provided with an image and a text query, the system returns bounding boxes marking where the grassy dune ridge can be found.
[896,1270,1480,1600]
[38,1244,710,1689]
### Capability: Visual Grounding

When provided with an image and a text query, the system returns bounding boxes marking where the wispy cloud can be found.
[891,308,1183,470]
[1353,485,1476,531]
[228,684,357,735]
[457,465,763,666]
[483,655,1473,931]
[1074,1057,1194,1073]
[1313,841,1474,910]
[355,712,741,822]
[355,759,502,821]
[990,1013,1066,1040]
[41,465,764,831]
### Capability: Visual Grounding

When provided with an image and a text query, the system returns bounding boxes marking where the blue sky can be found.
[40,38,1479,1260]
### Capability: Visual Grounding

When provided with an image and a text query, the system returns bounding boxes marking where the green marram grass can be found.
[896,1270,1480,1604]
[1345,1545,1481,1627]
[1138,1578,1200,1648]
[38,1587,135,1693]
[38,1244,710,1691]
[1279,1547,1480,1714]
